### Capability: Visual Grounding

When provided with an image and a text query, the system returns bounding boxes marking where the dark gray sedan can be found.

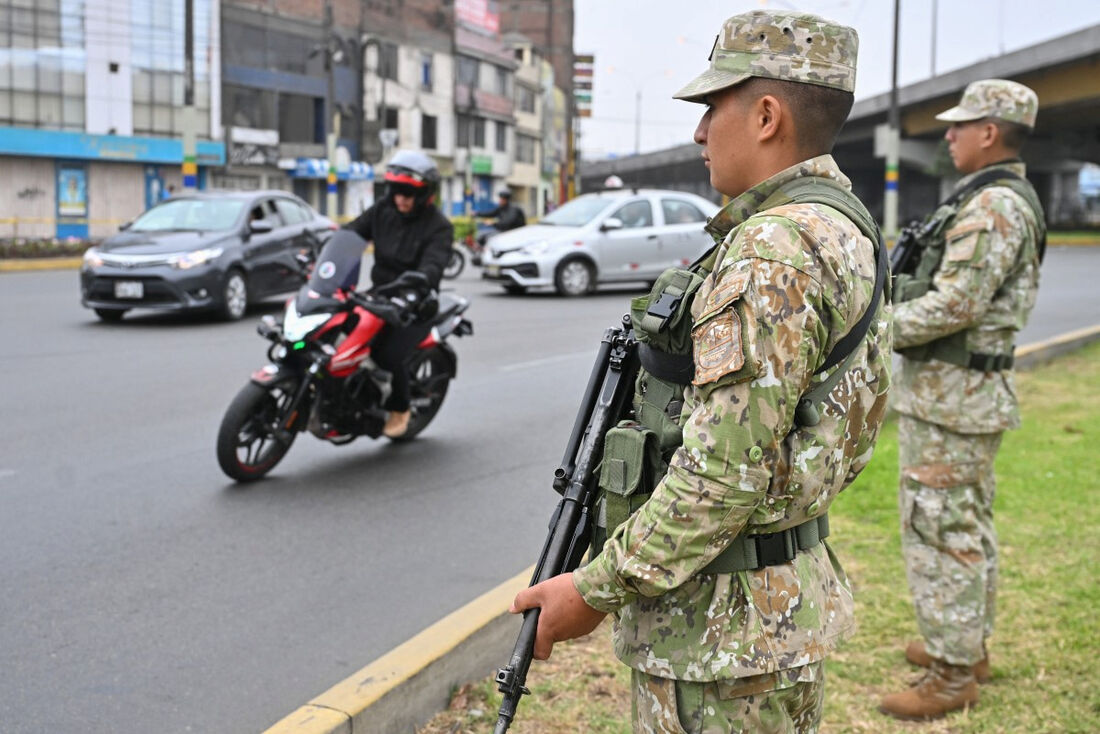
[80,190,335,321]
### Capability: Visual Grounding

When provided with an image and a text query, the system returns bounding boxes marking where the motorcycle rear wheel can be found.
[216,381,299,481]
[443,247,465,279]
[390,346,452,442]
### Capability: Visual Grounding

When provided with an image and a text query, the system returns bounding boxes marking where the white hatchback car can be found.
[479,189,720,296]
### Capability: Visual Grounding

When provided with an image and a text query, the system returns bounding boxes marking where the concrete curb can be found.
[264,566,534,734]
[1014,324,1100,369]
[261,324,1100,734]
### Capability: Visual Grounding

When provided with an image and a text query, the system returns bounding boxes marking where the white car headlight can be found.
[82,247,103,268]
[170,246,224,270]
[518,240,554,256]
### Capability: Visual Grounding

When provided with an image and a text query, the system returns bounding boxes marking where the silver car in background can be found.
[479,189,720,296]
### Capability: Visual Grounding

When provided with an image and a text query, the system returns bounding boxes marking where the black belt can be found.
[968,352,1014,371]
[699,515,830,574]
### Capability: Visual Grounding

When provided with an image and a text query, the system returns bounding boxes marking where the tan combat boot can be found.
[905,639,991,683]
[879,660,979,720]
[382,410,411,438]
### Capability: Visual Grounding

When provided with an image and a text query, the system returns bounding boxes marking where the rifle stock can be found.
[493,317,639,734]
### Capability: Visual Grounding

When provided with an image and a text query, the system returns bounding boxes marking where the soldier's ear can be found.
[979,120,1000,150]
[755,94,783,143]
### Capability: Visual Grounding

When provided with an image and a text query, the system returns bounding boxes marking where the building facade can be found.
[504,35,542,217]
[219,0,372,220]
[359,0,456,215]
[0,0,225,239]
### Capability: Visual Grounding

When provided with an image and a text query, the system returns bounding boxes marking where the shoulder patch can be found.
[693,309,744,385]
[705,269,750,312]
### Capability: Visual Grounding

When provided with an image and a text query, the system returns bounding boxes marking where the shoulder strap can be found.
[946,168,1047,263]
[762,176,887,377]
[755,176,887,428]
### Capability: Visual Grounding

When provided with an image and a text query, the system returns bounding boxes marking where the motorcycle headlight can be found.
[282,307,331,342]
[82,247,103,269]
[170,246,224,270]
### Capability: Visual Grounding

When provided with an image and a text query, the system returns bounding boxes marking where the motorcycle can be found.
[216,231,473,482]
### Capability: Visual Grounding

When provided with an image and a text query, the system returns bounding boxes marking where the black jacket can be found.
[344,198,454,289]
[480,202,527,232]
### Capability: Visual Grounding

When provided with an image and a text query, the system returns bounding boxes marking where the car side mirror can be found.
[600,217,624,232]
[250,219,274,234]
[119,220,132,231]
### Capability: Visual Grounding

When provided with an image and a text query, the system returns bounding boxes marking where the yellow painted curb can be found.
[0,257,82,271]
[1015,323,1100,358]
[264,565,534,733]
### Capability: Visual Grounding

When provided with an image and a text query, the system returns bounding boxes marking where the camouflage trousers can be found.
[898,414,1003,666]
[631,661,824,733]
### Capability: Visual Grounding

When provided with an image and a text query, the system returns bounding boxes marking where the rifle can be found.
[889,220,921,287]
[492,316,639,734]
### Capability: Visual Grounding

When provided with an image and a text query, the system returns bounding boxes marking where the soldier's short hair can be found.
[738,77,854,156]
[991,118,1031,152]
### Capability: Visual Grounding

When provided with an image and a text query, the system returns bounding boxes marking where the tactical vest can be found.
[591,177,886,563]
[894,168,1045,371]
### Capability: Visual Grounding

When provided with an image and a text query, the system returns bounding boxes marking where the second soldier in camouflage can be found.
[881,78,1045,721]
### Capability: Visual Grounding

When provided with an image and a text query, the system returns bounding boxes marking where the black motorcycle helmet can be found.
[384,149,441,218]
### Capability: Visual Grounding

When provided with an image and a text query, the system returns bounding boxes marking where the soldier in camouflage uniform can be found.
[880,79,1044,720]
[510,11,892,732]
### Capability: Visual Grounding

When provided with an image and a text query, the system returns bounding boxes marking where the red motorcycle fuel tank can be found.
[326,305,385,377]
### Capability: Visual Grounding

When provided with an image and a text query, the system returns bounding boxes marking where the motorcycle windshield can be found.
[308,229,366,296]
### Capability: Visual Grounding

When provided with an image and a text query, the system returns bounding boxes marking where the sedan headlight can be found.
[82,247,103,269]
[518,240,554,256]
[170,246,224,270]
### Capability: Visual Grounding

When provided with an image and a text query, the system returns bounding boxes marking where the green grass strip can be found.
[422,342,1100,734]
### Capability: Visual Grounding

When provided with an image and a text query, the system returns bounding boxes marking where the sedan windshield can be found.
[539,195,618,227]
[129,199,246,232]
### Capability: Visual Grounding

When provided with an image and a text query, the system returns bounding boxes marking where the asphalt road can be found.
[1,246,1096,733]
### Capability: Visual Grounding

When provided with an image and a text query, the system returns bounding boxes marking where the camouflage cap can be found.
[935,78,1038,128]
[673,10,858,103]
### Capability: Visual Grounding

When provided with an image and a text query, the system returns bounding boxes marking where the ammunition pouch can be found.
[592,421,669,553]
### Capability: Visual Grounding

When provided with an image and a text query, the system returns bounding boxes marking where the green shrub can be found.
[0,238,94,258]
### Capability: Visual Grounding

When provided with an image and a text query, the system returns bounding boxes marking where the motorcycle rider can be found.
[476,189,527,247]
[344,149,453,438]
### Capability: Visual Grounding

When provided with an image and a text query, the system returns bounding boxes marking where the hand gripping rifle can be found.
[492,316,639,734]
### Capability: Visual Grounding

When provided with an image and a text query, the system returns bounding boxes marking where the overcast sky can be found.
[574,0,1100,159]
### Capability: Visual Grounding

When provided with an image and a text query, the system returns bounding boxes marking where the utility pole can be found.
[323,0,338,220]
[884,0,901,244]
[634,88,640,155]
[181,0,197,192]
[930,0,937,76]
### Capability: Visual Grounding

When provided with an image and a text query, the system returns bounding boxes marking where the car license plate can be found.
[114,280,144,299]
[486,265,500,277]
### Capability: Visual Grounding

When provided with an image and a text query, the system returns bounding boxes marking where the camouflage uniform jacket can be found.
[892,161,1042,434]
[573,155,892,680]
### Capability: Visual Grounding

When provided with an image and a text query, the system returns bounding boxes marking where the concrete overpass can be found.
[580,23,1100,228]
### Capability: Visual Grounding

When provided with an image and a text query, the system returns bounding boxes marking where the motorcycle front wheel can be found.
[216,381,299,481]
[392,346,452,442]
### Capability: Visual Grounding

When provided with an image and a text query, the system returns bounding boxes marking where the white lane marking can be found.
[499,351,593,373]
[0,469,16,480]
